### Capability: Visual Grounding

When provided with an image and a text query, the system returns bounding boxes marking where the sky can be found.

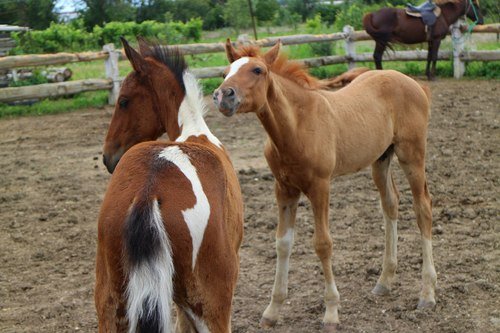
[56,0,84,14]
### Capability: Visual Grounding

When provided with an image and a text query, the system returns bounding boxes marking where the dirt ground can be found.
[0,78,499,333]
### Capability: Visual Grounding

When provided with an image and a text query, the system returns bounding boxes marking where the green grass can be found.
[1,25,498,118]
[0,90,108,118]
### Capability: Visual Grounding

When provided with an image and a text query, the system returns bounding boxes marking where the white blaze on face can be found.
[158,145,210,270]
[224,57,250,81]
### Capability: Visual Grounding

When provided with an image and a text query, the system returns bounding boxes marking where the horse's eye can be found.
[119,98,128,109]
[253,67,262,75]
[222,73,227,79]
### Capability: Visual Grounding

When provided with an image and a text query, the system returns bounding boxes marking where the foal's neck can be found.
[257,74,311,152]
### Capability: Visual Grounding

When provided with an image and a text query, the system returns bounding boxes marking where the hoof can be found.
[417,299,436,309]
[371,283,390,296]
[259,316,277,329]
[323,323,340,333]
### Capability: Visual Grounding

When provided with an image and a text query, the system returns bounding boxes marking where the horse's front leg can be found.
[260,182,300,328]
[306,179,340,332]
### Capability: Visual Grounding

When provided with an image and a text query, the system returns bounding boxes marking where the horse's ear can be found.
[120,36,148,74]
[264,40,281,65]
[136,36,151,57]
[225,38,242,63]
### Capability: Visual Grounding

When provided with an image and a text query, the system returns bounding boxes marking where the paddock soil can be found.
[0,79,499,333]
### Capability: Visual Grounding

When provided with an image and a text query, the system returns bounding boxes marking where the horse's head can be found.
[103,37,186,174]
[464,0,484,24]
[213,39,281,117]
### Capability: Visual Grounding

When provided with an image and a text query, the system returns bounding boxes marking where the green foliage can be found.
[306,14,333,56]
[0,0,56,30]
[274,7,302,30]
[286,0,317,22]
[0,91,108,118]
[479,0,500,23]
[8,70,48,87]
[315,4,340,27]
[224,0,252,34]
[334,1,367,31]
[255,0,280,23]
[167,0,211,23]
[203,4,226,30]
[81,0,136,30]
[465,61,500,79]
[11,22,99,54]
[136,0,174,23]
[11,20,203,54]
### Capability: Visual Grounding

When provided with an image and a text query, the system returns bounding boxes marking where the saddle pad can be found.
[405,7,441,18]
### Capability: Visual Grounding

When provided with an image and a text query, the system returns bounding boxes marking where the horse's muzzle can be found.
[213,88,240,117]
[102,148,124,174]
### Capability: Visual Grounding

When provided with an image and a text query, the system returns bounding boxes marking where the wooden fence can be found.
[0,23,498,105]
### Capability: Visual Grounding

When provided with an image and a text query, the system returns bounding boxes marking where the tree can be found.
[224,0,252,34]
[286,0,317,22]
[81,0,135,30]
[255,0,280,23]
[0,0,57,30]
[136,0,174,23]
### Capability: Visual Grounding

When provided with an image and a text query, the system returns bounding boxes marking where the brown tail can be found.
[319,67,371,90]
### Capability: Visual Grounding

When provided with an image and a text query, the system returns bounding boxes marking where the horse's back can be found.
[348,69,429,107]
[99,140,237,275]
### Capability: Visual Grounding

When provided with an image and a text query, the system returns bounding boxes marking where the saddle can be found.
[406,0,441,26]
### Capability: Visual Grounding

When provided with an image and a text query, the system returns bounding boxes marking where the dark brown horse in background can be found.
[363,0,484,80]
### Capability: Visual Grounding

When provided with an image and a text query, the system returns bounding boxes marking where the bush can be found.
[306,14,333,56]
[11,22,98,54]
[11,19,204,54]
[334,1,366,31]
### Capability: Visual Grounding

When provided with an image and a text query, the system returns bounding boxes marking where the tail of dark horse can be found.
[124,197,174,333]
[362,10,396,50]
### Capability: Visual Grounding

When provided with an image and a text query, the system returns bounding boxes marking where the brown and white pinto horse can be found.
[95,38,243,333]
[213,40,436,331]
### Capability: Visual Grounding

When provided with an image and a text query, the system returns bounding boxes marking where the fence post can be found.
[343,25,356,70]
[103,43,120,105]
[451,20,465,79]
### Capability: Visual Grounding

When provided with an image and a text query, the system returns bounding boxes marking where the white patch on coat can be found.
[158,145,210,270]
[126,199,174,333]
[176,71,222,148]
[224,57,250,81]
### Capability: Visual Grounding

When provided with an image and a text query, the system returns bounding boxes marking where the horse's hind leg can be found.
[429,39,441,81]
[371,146,400,296]
[260,182,300,328]
[395,143,437,308]
[374,41,386,70]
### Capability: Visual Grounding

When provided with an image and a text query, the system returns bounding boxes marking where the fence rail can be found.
[0,23,498,105]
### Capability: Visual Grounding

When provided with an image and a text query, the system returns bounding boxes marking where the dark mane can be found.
[139,38,188,92]
[237,45,321,90]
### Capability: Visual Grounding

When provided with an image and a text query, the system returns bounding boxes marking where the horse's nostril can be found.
[226,88,235,97]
